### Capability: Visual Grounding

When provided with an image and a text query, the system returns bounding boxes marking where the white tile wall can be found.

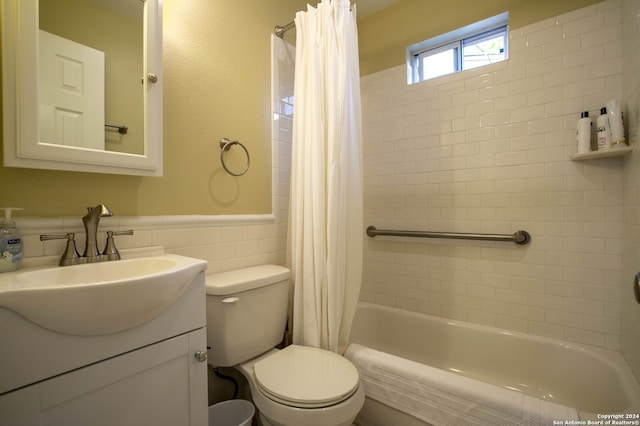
[360,0,632,351]
[16,36,295,277]
[19,211,288,277]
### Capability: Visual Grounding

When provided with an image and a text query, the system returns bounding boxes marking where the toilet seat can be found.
[253,345,360,409]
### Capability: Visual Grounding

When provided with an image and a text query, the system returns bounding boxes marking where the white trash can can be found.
[208,399,255,426]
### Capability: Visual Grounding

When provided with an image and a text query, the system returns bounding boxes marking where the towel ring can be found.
[219,138,250,176]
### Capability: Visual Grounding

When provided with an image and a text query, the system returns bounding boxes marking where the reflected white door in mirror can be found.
[1,0,163,176]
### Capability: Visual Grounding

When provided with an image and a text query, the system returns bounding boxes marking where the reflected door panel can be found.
[39,30,105,150]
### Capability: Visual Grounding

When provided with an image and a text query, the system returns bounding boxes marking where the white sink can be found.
[16,257,178,286]
[0,254,207,335]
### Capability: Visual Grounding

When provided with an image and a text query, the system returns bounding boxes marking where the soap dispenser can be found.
[0,207,24,272]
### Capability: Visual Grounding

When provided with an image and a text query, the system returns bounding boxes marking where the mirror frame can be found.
[2,0,163,176]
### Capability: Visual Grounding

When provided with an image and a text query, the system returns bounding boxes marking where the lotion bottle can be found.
[596,107,611,150]
[576,111,591,154]
[0,207,24,272]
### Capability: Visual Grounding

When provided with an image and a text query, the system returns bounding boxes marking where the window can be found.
[407,13,508,84]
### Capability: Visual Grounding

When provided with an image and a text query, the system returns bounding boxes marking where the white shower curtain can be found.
[288,0,363,354]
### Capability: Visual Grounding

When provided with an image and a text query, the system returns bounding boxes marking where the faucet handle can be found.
[40,233,82,266]
[102,230,134,261]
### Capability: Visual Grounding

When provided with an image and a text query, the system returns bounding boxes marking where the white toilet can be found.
[205,265,364,426]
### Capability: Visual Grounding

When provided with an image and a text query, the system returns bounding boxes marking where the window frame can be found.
[407,12,509,85]
[415,40,460,81]
[461,26,508,71]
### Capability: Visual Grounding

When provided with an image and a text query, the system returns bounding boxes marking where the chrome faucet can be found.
[40,204,134,266]
[82,204,113,262]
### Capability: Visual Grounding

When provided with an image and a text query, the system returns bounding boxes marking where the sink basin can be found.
[16,257,179,286]
[0,254,207,335]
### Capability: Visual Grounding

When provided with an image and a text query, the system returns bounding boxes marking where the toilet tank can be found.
[205,265,290,367]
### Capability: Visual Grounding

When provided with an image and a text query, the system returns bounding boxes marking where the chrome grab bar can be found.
[366,226,531,245]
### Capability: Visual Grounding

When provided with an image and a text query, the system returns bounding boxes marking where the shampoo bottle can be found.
[606,99,626,148]
[576,111,591,154]
[596,107,611,150]
[0,207,24,272]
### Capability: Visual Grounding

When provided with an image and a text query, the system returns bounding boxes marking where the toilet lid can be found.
[253,345,359,408]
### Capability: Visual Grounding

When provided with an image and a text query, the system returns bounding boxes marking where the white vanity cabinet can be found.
[0,329,207,426]
[0,255,209,426]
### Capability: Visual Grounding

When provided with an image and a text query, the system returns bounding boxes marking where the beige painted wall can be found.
[358,0,601,75]
[0,0,308,217]
[1,0,599,217]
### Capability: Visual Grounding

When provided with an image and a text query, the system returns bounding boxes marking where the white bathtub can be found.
[347,302,640,425]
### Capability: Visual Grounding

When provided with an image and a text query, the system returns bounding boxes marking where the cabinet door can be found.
[0,329,208,426]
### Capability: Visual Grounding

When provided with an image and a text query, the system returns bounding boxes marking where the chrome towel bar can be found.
[366,226,531,245]
[105,123,128,134]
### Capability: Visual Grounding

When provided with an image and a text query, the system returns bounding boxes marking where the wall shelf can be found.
[570,146,632,161]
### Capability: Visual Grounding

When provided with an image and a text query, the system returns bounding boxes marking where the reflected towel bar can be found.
[105,124,128,134]
[366,226,531,245]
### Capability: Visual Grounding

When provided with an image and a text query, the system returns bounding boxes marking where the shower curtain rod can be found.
[275,3,355,38]
[274,21,295,38]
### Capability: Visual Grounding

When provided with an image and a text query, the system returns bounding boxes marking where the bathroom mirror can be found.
[2,0,163,176]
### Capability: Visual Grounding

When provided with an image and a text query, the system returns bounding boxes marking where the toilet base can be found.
[254,401,362,426]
